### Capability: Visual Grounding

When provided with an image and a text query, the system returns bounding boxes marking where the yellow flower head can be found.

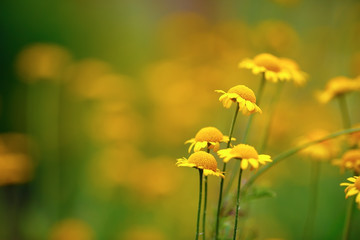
[176,151,224,177]
[215,85,262,115]
[340,176,360,208]
[239,53,291,83]
[333,149,360,173]
[297,129,339,161]
[280,58,308,86]
[317,76,360,103]
[217,144,272,170]
[185,126,233,153]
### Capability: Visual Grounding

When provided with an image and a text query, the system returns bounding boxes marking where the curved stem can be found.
[303,161,321,240]
[242,127,360,191]
[196,169,203,240]
[215,103,240,240]
[233,167,244,240]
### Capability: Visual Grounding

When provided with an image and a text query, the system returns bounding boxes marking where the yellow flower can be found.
[217,144,272,170]
[49,219,94,240]
[333,149,360,173]
[239,53,291,83]
[297,129,339,161]
[340,176,360,208]
[280,58,308,86]
[176,151,224,177]
[185,126,233,153]
[215,85,262,115]
[317,76,360,103]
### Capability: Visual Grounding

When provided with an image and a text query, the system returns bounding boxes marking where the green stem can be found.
[342,195,355,240]
[224,75,266,195]
[303,161,321,240]
[242,74,266,143]
[338,94,351,129]
[260,82,284,153]
[215,102,240,240]
[203,175,208,240]
[196,169,203,240]
[233,167,244,240]
[242,127,360,191]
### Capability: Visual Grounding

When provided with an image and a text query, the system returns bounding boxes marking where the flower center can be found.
[228,85,256,103]
[194,127,224,143]
[280,58,299,70]
[253,53,281,72]
[188,151,217,172]
[232,144,259,159]
[355,177,360,191]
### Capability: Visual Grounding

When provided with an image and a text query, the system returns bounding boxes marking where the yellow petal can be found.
[248,158,259,169]
[346,188,359,198]
[241,159,248,169]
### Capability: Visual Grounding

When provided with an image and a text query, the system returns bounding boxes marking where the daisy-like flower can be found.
[239,53,291,83]
[217,144,272,170]
[317,76,360,103]
[185,126,233,153]
[333,149,360,173]
[215,85,262,115]
[340,176,360,208]
[280,57,308,86]
[297,129,339,161]
[176,151,224,178]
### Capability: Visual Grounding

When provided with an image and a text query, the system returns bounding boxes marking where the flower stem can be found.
[196,169,203,240]
[260,82,284,153]
[338,94,351,129]
[203,175,208,240]
[215,102,240,240]
[242,74,266,143]
[342,195,355,240]
[224,75,266,195]
[233,167,244,240]
[242,127,360,191]
[303,161,321,240]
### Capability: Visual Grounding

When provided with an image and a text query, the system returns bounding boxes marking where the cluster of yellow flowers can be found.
[175,52,360,239]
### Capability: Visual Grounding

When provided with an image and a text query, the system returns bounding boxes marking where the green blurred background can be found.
[1,0,360,239]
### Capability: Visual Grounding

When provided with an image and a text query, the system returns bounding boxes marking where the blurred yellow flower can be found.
[317,76,360,103]
[333,149,360,173]
[176,151,224,177]
[239,53,291,83]
[297,129,339,161]
[16,43,72,83]
[49,219,93,240]
[0,133,34,186]
[217,144,272,170]
[349,124,360,147]
[340,176,360,208]
[185,126,233,153]
[280,57,308,86]
[215,85,262,115]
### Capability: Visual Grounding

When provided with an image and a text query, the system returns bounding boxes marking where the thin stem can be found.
[233,167,244,240]
[342,196,355,240]
[338,94,351,129]
[303,161,321,240]
[215,103,240,240]
[196,169,203,240]
[242,127,360,191]
[260,82,284,153]
[203,176,208,240]
[242,74,266,143]
[224,75,266,195]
